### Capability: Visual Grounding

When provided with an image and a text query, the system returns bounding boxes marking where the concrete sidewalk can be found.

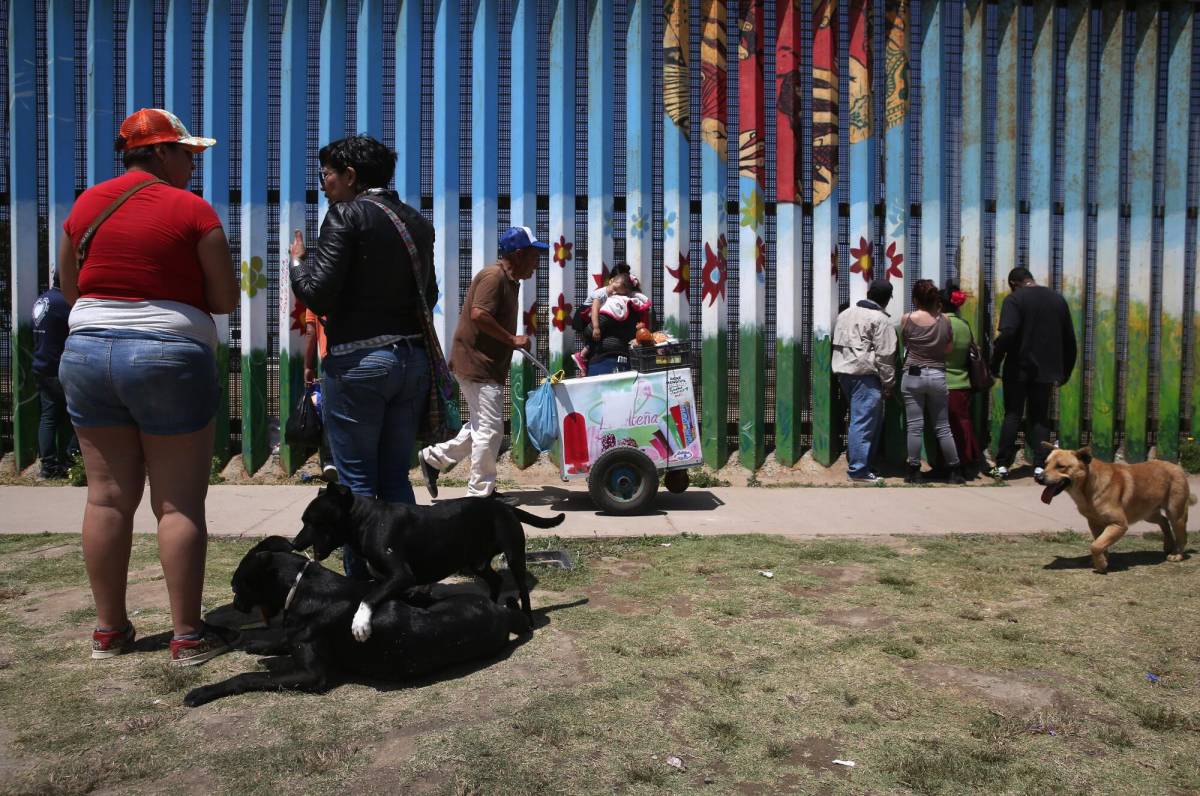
[1,479,1170,538]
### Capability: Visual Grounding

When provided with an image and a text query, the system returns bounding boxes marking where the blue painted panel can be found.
[587,0,615,286]
[125,0,153,112]
[86,0,114,186]
[919,0,941,282]
[432,0,461,349]
[626,0,654,285]
[471,0,498,274]
[356,0,383,137]
[395,0,422,206]
[47,0,73,276]
[9,0,39,465]
[547,0,576,372]
[164,0,191,118]
[1027,0,1054,284]
[318,0,347,226]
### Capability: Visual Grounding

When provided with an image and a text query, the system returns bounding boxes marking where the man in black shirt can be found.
[32,273,79,479]
[989,267,1077,478]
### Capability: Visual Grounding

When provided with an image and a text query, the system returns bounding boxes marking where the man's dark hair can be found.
[866,280,893,306]
[319,135,397,190]
[116,138,179,169]
[1008,267,1034,286]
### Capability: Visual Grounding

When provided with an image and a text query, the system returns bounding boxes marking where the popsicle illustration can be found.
[562,411,590,473]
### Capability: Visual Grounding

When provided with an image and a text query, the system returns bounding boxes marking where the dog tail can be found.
[510,507,566,529]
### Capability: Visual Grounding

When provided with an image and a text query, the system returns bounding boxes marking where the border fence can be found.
[3,0,1199,474]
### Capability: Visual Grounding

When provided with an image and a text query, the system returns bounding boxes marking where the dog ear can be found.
[329,481,354,507]
[1076,446,1092,465]
[1040,441,1058,451]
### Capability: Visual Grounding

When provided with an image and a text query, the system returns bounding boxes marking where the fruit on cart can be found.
[635,322,654,346]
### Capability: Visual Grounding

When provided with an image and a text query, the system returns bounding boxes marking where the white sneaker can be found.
[989,466,1009,479]
[1033,467,1045,477]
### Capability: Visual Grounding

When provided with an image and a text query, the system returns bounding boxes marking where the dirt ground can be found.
[0,530,1197,795]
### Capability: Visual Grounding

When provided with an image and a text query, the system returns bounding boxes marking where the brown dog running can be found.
[1035,444,1194,572]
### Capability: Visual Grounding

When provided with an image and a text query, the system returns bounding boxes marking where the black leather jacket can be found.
[290,190,437,349]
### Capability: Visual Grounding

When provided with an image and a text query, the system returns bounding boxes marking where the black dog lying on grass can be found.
[183,537,531,707]
[291,483,565,642]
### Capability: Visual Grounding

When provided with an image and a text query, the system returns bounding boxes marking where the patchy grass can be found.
[0,531,1197,794]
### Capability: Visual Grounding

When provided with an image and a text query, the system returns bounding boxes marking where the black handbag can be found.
[967,339,995,393]
[285,383,323,448]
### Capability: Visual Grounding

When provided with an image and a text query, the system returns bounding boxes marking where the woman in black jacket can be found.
[288,136,436,575]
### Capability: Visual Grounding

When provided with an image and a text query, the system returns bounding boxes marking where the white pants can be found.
[419,378,503,497]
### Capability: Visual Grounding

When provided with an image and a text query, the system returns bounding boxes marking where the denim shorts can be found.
[59,329,219,435]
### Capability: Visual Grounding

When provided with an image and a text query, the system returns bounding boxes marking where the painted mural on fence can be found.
[663,0,689,131]
[700,0,728,158]
[812,0,837,207]
[811,0,840,465]
[7,0,1200,476]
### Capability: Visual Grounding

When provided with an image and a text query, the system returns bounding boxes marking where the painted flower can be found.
[630,208,649,240]
[666,252,691,298]
[523,301,540,335]
[885,240,904,279]
[551,293,573,332]
[241,256,267,297]
[663,210,678,238]
[741,187,764,230]
[849,236,871,283]
[831,249,839,279]
[701,236,728,307]
[552,235,573,267]
[592,261,612,289]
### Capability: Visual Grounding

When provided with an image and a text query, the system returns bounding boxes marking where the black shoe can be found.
[947,466,966,485]
[490,490,520,506]
[905,464,926,484]
[419,453,440,499]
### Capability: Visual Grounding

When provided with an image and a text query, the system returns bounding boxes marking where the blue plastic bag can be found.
[525,378,559,453]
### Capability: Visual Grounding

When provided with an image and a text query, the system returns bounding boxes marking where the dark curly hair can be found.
[318,135,396,190]
[911,278,941,312]
[115,137,182,168]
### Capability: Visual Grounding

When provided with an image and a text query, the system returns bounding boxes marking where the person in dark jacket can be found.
[989,267,1077,478]
[32,273,79,478]
[288,135,435,577]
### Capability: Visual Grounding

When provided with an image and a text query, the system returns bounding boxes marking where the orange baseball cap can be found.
[118,108,216,152]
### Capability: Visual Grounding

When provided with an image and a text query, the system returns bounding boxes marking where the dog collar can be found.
[282,558,313,619]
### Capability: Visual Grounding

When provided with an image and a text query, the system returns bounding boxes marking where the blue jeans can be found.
[321,341,429,577]
[60,330,218,434]
[838,373,884,478]
[588,354,629,376]
[37,375,79,476]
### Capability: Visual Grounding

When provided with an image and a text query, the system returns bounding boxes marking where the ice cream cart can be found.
[520,346,702,515]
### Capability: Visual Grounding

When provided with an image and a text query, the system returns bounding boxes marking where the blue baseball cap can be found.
[498,225,549,256]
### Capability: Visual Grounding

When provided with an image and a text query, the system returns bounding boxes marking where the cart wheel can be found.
[663,469,690,494]
[588,448,659,515]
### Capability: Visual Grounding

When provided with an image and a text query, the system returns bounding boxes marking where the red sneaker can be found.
[571,352,588,376]
[91,624,136,660]
[169,623,237,667]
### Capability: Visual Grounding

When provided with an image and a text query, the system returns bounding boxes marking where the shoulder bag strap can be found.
[357,195,431,309]
[75,176,166,268]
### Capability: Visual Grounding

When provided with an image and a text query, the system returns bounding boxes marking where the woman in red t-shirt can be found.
[56,109,239,667]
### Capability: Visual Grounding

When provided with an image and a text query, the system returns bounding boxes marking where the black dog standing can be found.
[184,537,530,707]
[291,483,564,642]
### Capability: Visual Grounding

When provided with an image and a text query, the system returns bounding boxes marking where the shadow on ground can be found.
[1043,549,1192,572]
[497,484,726,514]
